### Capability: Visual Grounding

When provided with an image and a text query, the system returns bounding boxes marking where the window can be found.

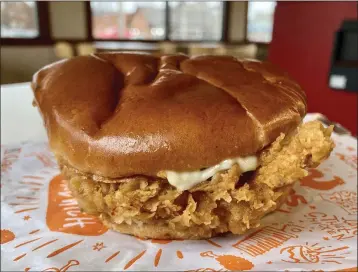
[169,2,223,41]
[247,2,276,43]
[90,1,225,41]
[91,2,166,40]
[0,1,50,44]
[1,1,39,38]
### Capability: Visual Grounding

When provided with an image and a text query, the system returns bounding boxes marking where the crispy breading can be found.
[64,121,334,239]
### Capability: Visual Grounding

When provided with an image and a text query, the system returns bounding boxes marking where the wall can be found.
[269,2,357,135]
[228,1,246,42]
[49,1,87,39]
[1,47,57,84]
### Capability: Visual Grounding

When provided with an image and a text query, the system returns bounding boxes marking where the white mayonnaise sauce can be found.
[165,156,258,191]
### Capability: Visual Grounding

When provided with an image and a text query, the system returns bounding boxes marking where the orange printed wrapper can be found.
[1,116,357,272]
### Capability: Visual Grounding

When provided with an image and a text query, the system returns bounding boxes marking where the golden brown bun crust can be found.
[32,53,307,178]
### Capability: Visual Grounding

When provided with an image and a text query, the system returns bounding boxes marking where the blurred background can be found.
[1,1,357,134]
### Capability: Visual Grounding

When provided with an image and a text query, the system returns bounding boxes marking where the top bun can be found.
[32,53,306,178]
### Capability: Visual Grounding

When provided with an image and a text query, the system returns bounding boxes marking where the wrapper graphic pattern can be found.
[1,130,357,271]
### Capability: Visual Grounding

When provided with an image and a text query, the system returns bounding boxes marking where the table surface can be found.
[94,41,160,51]
[1,82,47,145]
[93,41,225,51]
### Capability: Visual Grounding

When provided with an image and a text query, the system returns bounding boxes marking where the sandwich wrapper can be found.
[1,115,357,271]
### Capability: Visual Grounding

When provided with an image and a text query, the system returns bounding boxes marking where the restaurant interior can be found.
[1,1,357,135]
